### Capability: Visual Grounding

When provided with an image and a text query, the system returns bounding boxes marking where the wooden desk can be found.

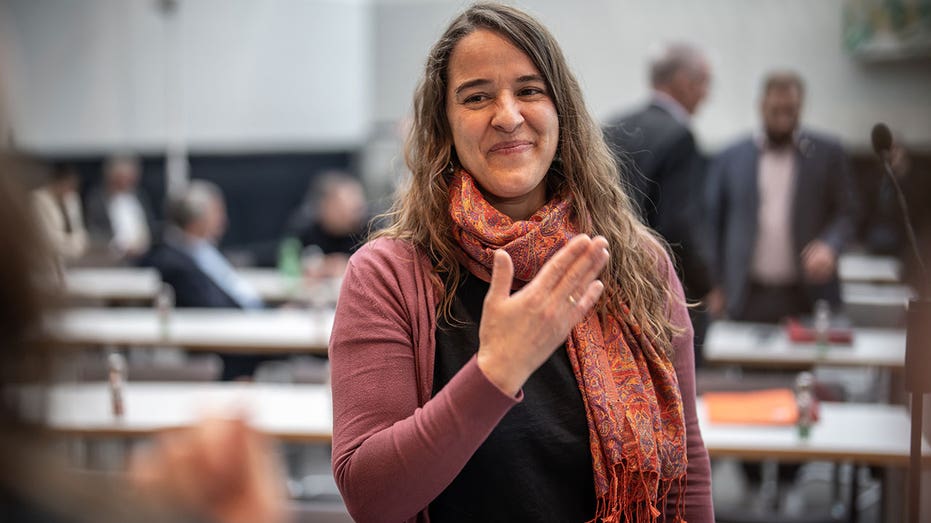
[48,307,332,354]
[36,382,332,443]
[839,253,901,284]
[698,399,931,467]
[704,321,905,369]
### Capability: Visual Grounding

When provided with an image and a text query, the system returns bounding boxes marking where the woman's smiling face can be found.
[445,29,559,221]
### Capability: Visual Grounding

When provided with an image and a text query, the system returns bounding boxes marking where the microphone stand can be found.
[879,155,931,523]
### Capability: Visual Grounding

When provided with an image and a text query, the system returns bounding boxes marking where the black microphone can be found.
[870,123,929,298]
[871,122,893,159]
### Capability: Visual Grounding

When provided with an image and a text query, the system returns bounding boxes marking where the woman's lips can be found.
[488,140,533,154]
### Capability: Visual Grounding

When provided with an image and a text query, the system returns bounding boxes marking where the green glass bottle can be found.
[278,237,303,295]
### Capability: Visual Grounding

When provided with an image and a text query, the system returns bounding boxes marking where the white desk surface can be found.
[65,267,339,305]
[698,399,931,467]
[37,382,332,443]
[842,282,912,327]
[236,268,340,305]
[704,321,905,368]
[48,307,332,354]
[842,282,913,307]
[65,267,161,302]
[838,253,902,284]
[37,382,930,467]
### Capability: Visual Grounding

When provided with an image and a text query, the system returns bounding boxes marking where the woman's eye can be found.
[463,94,488,104]
[518,87,545,97]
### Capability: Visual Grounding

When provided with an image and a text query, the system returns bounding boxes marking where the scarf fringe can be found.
[588,461,688,523]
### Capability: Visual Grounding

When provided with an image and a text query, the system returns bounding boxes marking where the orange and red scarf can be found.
[449,170,688,522]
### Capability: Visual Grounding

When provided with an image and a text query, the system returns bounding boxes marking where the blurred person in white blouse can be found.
[85,155,156,261]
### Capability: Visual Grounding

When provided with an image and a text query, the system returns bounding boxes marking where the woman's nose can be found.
[491,93,524,133]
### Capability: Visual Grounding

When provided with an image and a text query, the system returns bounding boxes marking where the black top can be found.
[429,271,596,523]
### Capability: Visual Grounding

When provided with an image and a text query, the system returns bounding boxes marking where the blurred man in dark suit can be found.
[143,180,272,380]
[604,42,714,361]
[706,71,856,322]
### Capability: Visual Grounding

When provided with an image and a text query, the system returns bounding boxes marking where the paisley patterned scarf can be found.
[449,170,688,522]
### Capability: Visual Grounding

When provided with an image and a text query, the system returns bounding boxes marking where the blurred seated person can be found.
[0,165,288,523]
[32,163,89,264]
[286,171,368,278]
[85,155,156,262]
[143,180,274,380]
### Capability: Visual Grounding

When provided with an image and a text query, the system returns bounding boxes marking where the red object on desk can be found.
[784,317,854,344]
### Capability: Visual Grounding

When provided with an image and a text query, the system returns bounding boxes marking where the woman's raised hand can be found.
[477,234,609,396]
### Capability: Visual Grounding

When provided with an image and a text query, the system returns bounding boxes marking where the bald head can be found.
[649,42,711,115]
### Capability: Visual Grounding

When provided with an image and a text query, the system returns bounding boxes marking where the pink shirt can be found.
[330,238,714,522]
[751,141,798,285]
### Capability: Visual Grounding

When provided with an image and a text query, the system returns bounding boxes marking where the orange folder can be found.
[703,388,818,425]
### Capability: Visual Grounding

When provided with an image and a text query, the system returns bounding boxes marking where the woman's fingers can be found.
[484,249,514,308]
[557,241,609,303]
[569,279,605,316]
[530,234,594,291]
[534,235,608,302]
[476,236,610,396]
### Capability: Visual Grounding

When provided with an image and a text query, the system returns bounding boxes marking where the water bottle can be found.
[107,351,127,418]
[795,371,815,440]
[155,283,175,342]
[278,236,303,296]
[813,299,831,358]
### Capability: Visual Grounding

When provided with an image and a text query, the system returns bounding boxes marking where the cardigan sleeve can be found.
[661,251,715,522]
[329,240,521,523]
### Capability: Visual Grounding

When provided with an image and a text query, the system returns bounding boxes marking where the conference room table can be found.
[34,381,332,443]
[703,320,905,369]
[65,267,162,303]
[65,267,340,305]
[698,398,930,523]
[697,399,930,467]
[47,307,333,355]
[838,253,902,285]
[38,381,930,466]
[842,282,912,327]
[33,381,931,522]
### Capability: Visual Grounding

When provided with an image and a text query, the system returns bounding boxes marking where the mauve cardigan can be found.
[330,237,714,523]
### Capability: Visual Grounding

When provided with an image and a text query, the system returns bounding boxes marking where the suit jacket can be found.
[705,130,856,318]
[141,240,242,309]
[604,102,712,299]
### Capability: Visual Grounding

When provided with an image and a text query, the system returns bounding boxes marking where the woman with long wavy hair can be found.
[330,3,713,522]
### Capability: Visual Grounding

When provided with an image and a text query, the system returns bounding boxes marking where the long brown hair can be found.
[374,3,681,351]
